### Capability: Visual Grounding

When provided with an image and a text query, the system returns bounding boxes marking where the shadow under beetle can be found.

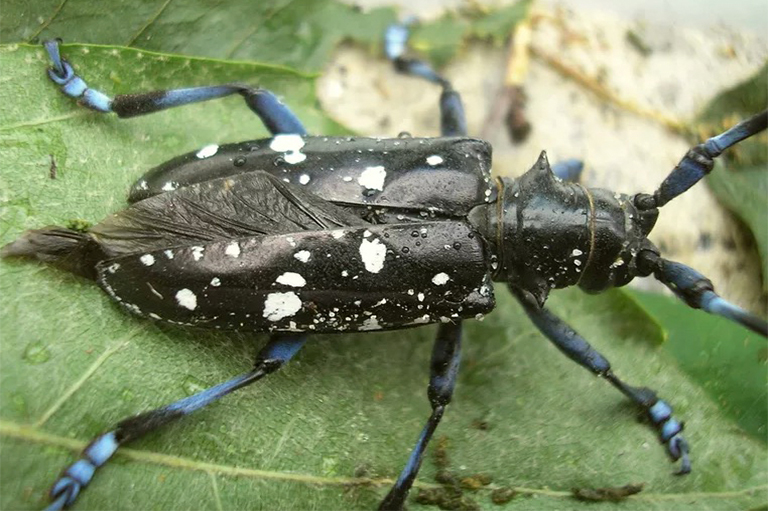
[3,23,767,511]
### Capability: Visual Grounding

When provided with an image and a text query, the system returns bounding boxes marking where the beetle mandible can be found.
[2,20,767,511]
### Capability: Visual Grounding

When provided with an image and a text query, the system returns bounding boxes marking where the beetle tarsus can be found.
[42,336,306,510]
[514,288,694,473]
[42,40,306,134]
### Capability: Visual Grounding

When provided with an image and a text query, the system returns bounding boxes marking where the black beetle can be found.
[2,21,767,511]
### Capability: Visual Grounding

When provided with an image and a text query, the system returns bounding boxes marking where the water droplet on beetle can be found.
[233,157,246,167]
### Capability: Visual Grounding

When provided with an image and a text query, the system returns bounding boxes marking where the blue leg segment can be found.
[384,22,467,137]
[645,255,768,336]
[379,322,462,510]
[43,39,306,135]
[551,159,584,182]
[636,110,767,209]
[44,335,306,511]
[511,287,691,475]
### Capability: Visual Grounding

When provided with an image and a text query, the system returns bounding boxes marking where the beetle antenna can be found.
[638,251,768,337]
[635,109,767,210]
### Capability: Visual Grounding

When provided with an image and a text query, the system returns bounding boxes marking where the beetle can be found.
[2,21,767,511]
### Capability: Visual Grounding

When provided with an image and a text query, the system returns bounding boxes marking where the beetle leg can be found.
[43,335,306,511]
[42,39,306,135]
[551,159,584,182]
[511,287,691,475]
[640,253,768,336]
[384,21,467,137]
[379,322,462,510]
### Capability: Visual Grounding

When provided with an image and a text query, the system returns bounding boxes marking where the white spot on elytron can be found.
[299,174,310,185]
[137,180,149,190]
[363,230,372,238]
[107,263,120,273]
[574,260,582,266]
[341,270,349,277]
[147,283,163,299]
[263,292,302,321]
[284,151,307,164]
[164,250,174,260]
[162,181,179,191]
[359,238,386,273]
[149,313,162,320]
[270,134,306,164]
[275,272,306,287]
[432,272,450,285]
[210,277,221,287]
[354,300,362,306]
[475,313,485,321]
[426,155,443,166]
[286,237,296,247]
[360,316,382,331]
[342,176,353,182]
[286,321,303,332]
[412,314,430,324]
[332,230,345,239]
[571,249,583,257]
[124,303,142,314]
[417,293,425,302]
[140,254,155,266]
[374,298,387,306]
[358,165,386,191]
[294,250,311,263]
[407,289,415,295]
[191,246,204,261]
[270,134,305,152]
[225,241,240,258]
[196,144,219,159]
[175,289,197,310]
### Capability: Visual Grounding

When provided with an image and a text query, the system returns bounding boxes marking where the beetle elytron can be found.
[3,22,767,511]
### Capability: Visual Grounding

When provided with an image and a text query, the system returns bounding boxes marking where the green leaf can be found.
[707,166,768,291]
[698,65,768,290]
[410,0,532,68]
[0,39,766,511]
[1,1,398,72]
[1,0,531,74]
[627,290,767,441]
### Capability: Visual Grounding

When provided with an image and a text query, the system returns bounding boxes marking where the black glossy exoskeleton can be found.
[3,26,767,511]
